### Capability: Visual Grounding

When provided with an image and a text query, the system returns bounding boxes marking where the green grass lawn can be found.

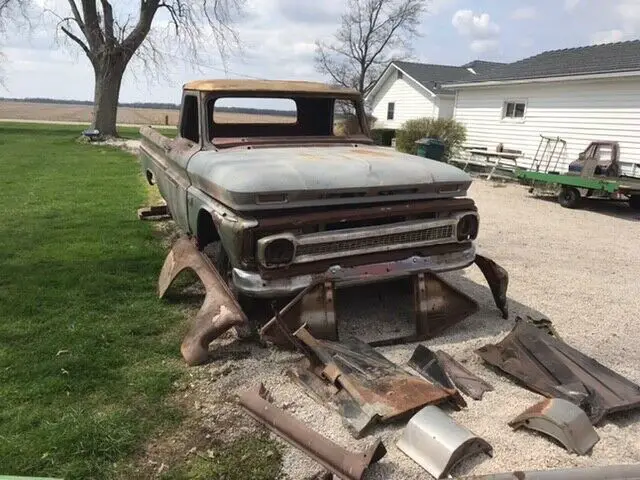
[0,123,186,478]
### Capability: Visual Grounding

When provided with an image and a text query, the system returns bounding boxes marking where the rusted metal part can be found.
[262,281,337,348]
[408,345,467,409]
[159,237,249,366]
[435,350,494,401]
[522,316,562,340]
[476,318,640,423]
[288,328,455,438]
[254,198,476,226]
[257,242,472,280]
[397,405,492,479]
[238,382,386,480]
[460,464,640,479]
[261,268,479,348]
[508,398,599,455]
[399,271,479,346]
[474,254,509,319]
[137,204,169,220]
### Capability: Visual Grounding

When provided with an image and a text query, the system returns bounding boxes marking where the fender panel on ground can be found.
[159,236,249,366]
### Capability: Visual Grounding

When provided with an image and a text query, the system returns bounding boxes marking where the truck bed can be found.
[516,169,640,195]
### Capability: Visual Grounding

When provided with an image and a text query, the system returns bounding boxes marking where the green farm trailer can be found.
[516,139,640,210]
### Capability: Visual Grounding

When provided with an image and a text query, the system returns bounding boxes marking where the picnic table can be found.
[450,148,522,180]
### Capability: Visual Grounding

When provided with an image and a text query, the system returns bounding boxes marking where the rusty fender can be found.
[434,350,493,401]
[508,398,599,455]
[159,237,249,366]
[474,254,509,319]
[238,383,386,480]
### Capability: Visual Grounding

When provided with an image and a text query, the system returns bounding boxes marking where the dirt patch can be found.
[121,383,283,479]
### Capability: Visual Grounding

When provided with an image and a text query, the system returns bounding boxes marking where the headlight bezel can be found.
[257,233,297,268]
[456,212,479,241]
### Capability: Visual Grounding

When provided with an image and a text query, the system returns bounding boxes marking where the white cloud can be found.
[451,9,500,52]
[510,6,537,20]
[590,29,626,45]
[428,0,459,15]
[589,1,640,45]
[452,10,500,38]
[616,1,640,31]
[564,0,580,11]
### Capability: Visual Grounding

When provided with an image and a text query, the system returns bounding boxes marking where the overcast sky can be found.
[2,0,639,104]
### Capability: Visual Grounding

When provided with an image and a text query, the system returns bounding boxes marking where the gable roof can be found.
[365,59,505,101]
[393,61,502,93]
[446,40,640,86]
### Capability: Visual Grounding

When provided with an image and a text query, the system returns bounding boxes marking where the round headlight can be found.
[457,214,479,241]
[263,237,295,266]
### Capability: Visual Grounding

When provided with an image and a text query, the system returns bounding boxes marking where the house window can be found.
[387,102,395,120]
[503,100,526,119]
[397,70,403,80]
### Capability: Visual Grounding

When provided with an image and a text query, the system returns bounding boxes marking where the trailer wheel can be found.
[629,195,640,211]
[558,187,581,209]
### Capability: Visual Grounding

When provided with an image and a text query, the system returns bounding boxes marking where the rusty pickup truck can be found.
[139,79,507,365]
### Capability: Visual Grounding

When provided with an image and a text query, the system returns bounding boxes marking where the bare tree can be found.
[315,0,427,97]
[43,0,244,136]
[0,0,30,86]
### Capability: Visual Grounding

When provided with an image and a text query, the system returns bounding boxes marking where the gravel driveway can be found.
[186,179,640,479]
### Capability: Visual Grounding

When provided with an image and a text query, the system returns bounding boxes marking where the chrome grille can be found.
[296,224,453,258]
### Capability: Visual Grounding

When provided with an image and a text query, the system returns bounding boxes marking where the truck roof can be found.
[182,79,360,96]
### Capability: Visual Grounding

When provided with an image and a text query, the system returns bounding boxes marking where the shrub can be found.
[370,128,396,146]
[395,117,466,158]
[335,112,377,136]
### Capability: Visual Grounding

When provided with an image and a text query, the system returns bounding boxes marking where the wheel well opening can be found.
[196,210,220,248]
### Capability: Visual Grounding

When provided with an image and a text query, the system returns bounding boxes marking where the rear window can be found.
[333,99,364,136]
[207,96,365,141]
[212,97,297,124]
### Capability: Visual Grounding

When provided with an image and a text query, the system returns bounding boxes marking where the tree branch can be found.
[315,0,425,93]
[80,0,104,49]
[99,0,114,45]
[122,0,160,57]
[61,24,93,58]
[67,0,85,30]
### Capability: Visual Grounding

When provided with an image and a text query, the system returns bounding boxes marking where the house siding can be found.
[369,74,436,129]
[437,96,455,120]
[453,77,640,176]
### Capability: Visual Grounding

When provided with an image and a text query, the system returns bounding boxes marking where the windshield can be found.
[207,95,366,144]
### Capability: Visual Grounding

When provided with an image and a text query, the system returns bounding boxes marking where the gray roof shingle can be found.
[461,60,505,74]
[448,40,640,85]
[392,61,503,93]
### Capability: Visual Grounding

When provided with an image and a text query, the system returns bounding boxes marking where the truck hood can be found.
[187,144,472,211]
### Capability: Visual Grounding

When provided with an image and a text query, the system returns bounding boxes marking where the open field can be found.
[0,100,293,126]
[2,121,640,478]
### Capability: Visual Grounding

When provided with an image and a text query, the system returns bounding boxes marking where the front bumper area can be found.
[232,244,476,298]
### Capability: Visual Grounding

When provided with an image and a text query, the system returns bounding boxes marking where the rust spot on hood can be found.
[350,148,392,157]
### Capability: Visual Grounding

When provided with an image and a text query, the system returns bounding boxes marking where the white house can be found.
[365,60,504,129]
[445,40,640,175]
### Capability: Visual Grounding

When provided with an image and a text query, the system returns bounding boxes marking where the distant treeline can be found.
[0,97,296,117]
[1,97,181,109]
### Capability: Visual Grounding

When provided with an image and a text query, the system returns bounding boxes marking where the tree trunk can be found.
[91,55,126,137]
